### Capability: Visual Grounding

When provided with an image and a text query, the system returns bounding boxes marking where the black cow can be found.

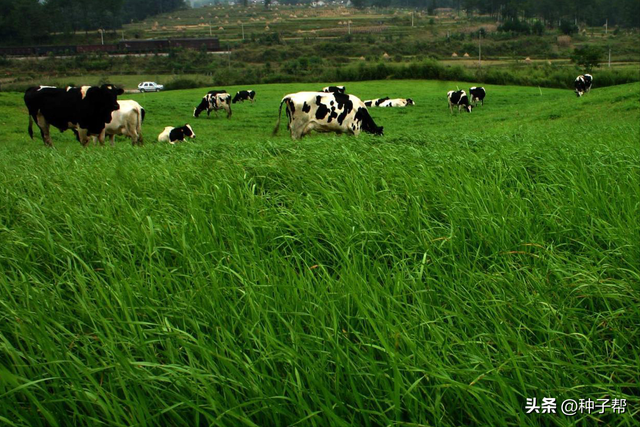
[469,87,486,106]
[322,86,346,94]
[24,84,124,147]
[575,74,593,97]
[158,124,196,144]
[447,90,473,113]
[232,90,256,103]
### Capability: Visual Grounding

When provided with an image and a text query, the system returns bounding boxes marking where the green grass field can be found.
[1,80,639,426]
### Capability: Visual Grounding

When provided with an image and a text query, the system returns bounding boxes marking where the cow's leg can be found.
[226,107,232,119]
[96,129,107,146]
[36,112,53,147]
[448,102,453,114]
[77,129,91,147]
[110,134,116,146]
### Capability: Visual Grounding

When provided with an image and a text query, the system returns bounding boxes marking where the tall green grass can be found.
[0,81,639,426]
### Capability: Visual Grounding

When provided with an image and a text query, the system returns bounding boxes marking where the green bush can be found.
[498,20,532,35]
[164,78,204,91]
[571,45,604,72]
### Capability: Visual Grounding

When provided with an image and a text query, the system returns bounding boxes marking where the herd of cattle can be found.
[22,74,593,146]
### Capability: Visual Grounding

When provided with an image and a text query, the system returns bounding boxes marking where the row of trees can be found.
[461,0,639,28]
[0,0,188,44]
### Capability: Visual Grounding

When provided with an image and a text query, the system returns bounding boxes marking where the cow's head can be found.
[355,107,384,136]
[465,104,474,113]
[406,98,415,106]
[194,97,209,117]
[80,85,124,134]
[232,92,241,103]
[183,124,195,138]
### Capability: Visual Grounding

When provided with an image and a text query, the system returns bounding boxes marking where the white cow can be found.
[194,92,232,118]
[158,124,195,144]
[377,98,415,107]
[273,91,383,140]
[101,100,145,146]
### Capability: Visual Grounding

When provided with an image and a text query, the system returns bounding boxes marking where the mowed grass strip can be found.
[0,81,638,427]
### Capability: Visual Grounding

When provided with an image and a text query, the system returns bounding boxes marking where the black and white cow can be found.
[24,84,124,147]
[377,98,415,107]
[194,91,232,118]
[322,86,346,94]
[273,91,383,140]
[574,74,593,97]
[158,124,195,144]
[232,90,256,103]
[469,87,486,106]
[447,90,473,113]
[364,97,390,107]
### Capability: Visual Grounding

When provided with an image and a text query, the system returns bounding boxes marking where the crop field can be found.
[0,80,639,426]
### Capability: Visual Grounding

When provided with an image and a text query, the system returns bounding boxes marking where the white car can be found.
[138,82,164,93]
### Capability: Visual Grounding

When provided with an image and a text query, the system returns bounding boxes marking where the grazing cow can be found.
[364,97,390,107]
[273,91,383,140]
[447,90,473,113]
[574,74,593,97]
[24,84,124,147]
[377,98,415,107]
[322,86,346,94]
[101,100,145,146]
[469,87,486,106]
[158,124,196,144]
[232,90,256,103]
[194,91,232,118]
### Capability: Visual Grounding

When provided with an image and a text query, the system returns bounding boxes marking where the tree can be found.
[0,0,49,43]
[571,45,603,72]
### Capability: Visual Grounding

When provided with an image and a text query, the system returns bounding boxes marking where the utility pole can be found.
[100,29,104,45]
[608,47,611,67]
[478,32,481,66]
[411,12,414,27]
[605,19,608,34]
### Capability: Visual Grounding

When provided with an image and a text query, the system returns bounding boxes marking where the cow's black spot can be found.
[315,97,330,120]
[302,102,311,113]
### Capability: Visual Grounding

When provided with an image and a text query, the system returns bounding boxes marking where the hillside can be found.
[1,80,638,426]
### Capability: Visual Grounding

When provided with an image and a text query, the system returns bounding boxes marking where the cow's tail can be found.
[136,107,144,136]
[272,98,287,136]
[28,114,34,139]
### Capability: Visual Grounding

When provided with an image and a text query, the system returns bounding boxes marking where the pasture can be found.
[0,80,639,426]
